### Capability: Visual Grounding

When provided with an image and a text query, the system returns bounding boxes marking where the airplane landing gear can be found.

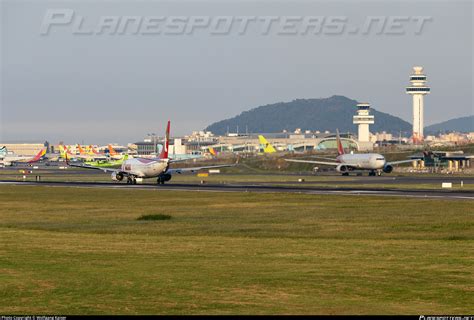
[127,177,137,185]
[342,172,350,176]
[157,177,165,185]
[369,170,376,176]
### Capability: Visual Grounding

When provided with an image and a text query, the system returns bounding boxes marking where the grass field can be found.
[1,185,473,314]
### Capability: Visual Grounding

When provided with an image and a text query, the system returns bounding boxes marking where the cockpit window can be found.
[376,158,385,160]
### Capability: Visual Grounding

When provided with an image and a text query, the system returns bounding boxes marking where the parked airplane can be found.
[0,148,46,166]
[83,154,128,168]
[78,145,107,160]
[67,121,236,184]
[285,130,413,176]
[59,145,106,161]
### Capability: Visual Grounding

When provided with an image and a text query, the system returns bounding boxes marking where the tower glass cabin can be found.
[353,103,374,142]
[406,66,430,144]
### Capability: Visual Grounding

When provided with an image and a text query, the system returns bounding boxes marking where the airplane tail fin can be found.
[108,144,118,156]
[89,145,100,155]
[336,129,345,156]
[258,135,276,153]
[209,147,218,157]
[77,145,86,155]
[159,120,170,159]
[29,148,46,163]
[60,145,73,158]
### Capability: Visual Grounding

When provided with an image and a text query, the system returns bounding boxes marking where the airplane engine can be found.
[157,173,172,184]
[112,172,124,181]
[383,164,393,174]
[161,173,172,182]
[336,164,350,173]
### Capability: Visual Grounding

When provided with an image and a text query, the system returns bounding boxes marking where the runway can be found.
[3,165,474,184]
[1,180,473,200]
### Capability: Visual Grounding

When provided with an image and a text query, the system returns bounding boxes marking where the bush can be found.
[137,214,172,221]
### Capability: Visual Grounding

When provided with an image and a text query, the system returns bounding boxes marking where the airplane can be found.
[66,121,237,184]
[285,129,413,176]
[258,135,277,153]
[59,145,80,160]
[87,145,102,156]
[83,154,128,168]
[104,144,129,160]
[78,145,107,160]
[0,148,46,166]
[59,145,107,161]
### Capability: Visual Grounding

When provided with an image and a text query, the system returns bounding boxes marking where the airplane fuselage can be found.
[336,153,387,170]
[120,158,169,178]
[0,155,39,166]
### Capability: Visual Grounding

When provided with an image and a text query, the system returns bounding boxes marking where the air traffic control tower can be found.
[406,66,430,144]
[353,103,374,151]
[353,103,374,142]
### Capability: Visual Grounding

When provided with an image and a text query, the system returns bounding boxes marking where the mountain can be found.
[205,95,412,135]
[425,115,474,134]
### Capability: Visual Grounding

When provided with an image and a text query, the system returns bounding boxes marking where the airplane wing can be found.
[66,155,127,174]
[67,161,121,173]
[387,159,416,165]
[284,159,339,166]
[308,156,339,161]
[167,163,236,174]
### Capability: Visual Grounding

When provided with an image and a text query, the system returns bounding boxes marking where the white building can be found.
[353,103,374,142]
[406,66,431,144]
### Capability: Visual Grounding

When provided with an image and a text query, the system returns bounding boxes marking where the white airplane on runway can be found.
[67,121,236,184]
[285,130,413,176]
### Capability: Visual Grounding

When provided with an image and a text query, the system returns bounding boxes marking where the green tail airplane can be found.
[83,154,128,168]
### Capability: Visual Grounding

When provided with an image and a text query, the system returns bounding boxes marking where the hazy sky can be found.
[1,0,472,144]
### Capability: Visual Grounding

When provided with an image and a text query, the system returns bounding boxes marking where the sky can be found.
[0,0,472,144]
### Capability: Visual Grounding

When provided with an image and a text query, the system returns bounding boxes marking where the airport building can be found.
[205,132,359,154]
[406,66,431,144]
[353,102,374,151]
[410,151,473,173]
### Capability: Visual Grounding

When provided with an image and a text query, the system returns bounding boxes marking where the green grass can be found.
[0,185,473,314]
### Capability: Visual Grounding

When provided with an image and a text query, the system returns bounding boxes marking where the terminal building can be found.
[410,151,473,173]
[207,132,359,154]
